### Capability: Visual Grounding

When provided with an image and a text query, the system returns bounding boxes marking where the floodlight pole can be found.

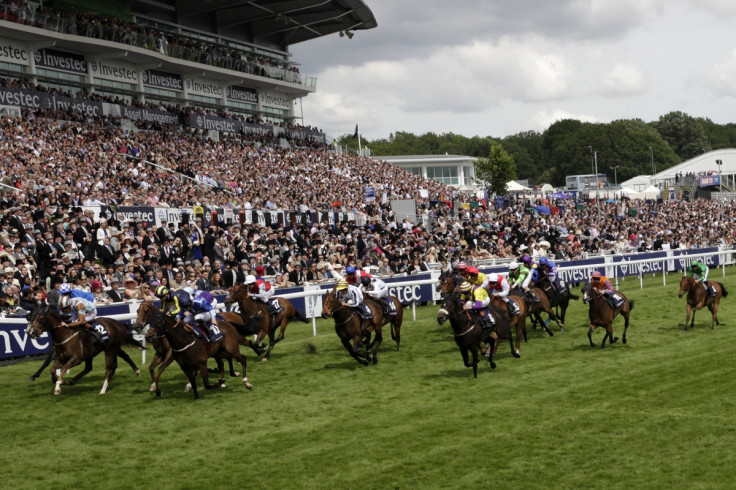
[716,159,723,222]
[610,165,619,187]
[594,151,600,221]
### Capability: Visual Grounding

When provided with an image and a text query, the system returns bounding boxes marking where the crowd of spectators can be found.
[0,0,303,84]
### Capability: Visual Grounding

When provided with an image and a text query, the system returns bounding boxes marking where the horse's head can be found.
[437,292,462,326]
[321,290,340,319]
[581,283,593,304]
[224,284,242,308]
[134,300,156,331]
[25,305,57,338]
[678,275,694,298]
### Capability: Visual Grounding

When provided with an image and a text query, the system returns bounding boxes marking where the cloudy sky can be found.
[291,0,736,141]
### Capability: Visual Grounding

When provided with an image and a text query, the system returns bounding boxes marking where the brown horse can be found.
[489,294,528,357]
[133,300,253,399]
[515,287,561,336]
[677,276,728,331]
[581,283,634,348]
[26,305,142,395]
[321,290,383,364]
[436,291,516,377]
[436,272,464,297]
[224,283,308,361]
[362,294,403,351]
[535,276,579,325]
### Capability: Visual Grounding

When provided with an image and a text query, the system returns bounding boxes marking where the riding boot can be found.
[86,324,103,344]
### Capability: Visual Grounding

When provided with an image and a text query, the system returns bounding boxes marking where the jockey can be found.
[487,273,520,316]
[520,254,534,270]
[336,279,372,323]
[245,274,274,304]
[466,266,489,290]
[344,265,370,286]
[360,274,390,315]
[538,256,563,294]
[590,271,613,297]
[182,293,221,342]
[457,280,493,330]
[154,286,191,319]
[58,282,95,303]
[508,261,532,291]
[687,259,709,284]
[455,262,469,279]
[255,266,266,281]
[359,274,389,299]
[58,294,105,342]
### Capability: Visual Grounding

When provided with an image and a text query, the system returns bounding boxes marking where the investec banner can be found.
[89,59,138,83]
[226,85,258,104]
[34,48,87,74]
[189,113,241,133]
[0,86,102,115]
[259,90,291,110]
[185,78,223,98]
[142,69,183,91]
[0,37,30,66]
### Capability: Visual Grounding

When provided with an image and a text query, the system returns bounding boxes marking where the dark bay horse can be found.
[436,292,516,377]
[581,283,634,348]
[677,276,728,331]
[362,294,403,351]
[515,287,560,336]
[321,290,383,365]
[26,305,142,395]
[224,283,308,361]
[536,276,579,325]
[489,294,527,358]
[134,301,253,399]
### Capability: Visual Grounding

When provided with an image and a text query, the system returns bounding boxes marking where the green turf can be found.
[2,271,736,489]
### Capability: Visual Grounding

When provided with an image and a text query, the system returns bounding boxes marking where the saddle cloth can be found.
[269,298,283,315]
[381,297,398,316]
[607,293,625,310]
[89,321,109,344]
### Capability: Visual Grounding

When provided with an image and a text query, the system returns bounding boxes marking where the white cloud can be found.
[709,49,736,97]
[601,62,646,95]
[527,109,604,132]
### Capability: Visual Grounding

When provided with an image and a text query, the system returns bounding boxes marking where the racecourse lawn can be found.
[2,271,736,489]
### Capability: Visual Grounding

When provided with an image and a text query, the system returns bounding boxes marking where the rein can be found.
[54,330,81,346]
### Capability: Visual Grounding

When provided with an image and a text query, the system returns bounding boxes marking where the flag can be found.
[353,124,358,138]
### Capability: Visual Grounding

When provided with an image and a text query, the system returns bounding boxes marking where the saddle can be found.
[381,297,398,316]
[84,321,109,344]
[605,293,625,310]
[355,303,373,320]
[268,298,283,315]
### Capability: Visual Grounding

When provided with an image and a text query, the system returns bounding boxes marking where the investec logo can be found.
[89,61,138,82]
[34,49,86,73]
[185,79,222,96]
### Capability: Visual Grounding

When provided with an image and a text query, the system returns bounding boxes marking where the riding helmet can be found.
[345,266,356,275]
[508,261,519,270]
[466,266,479,276]
[154,286,169,297]
[245,275,257,285]
[591,271,602,279]
[360,276,371,286]
[539,257,548,266]
[58,283,72,294]
[488,273,500,283]
[336,280,349,290]
[457,281,473,293]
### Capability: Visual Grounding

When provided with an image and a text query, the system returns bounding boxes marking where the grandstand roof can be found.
[652,149,736,181]
[130,0,377,48]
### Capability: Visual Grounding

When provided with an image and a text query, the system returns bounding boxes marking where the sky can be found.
[290,0,736,142]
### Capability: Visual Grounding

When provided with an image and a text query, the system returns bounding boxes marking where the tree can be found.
[475,144,516,197]
[651,111,710,161]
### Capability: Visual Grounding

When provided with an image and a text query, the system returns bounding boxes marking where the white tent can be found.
[636,185,661,200]
[618,175,651,192]
[506,180,531,192]
[615,187,639,198]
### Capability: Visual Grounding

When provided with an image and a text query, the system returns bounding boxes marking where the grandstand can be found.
[0,0,376,126]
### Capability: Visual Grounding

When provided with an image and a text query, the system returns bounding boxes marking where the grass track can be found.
[2,271,736,489]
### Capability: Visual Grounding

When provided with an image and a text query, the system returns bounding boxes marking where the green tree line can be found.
[336,111,732,187]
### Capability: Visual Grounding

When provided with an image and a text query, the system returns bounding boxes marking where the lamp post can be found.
[649,147,655,175]
[588,145,594,174]
[610,165,619,187]
[716,159,723,222]
[594,151,600,221]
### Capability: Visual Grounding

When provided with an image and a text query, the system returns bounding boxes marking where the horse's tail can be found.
[568,291,580,301]
[629,300,635,311]
[718,282,728,297]
[294,309,310,324]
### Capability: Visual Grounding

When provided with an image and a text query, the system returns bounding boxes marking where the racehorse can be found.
[134,300,253,399]
[321,289,383,365]
[581,283,634,348]
[489,294,527,358]
[26,305,142,395]
[535,276,579,325]
[362,294,403,351]
[677,276,728,331]
[436,272,463,297]
[514,287,560,336]
[224,283,308,361]
[436,291,516,378]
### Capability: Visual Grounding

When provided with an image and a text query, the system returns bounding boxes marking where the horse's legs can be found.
[181,366,199,399]
[341,337,368,365]
[68,357,94,385]
[460,346,472,368]
[470,346,478,378]
[622,310,630,344]
[507,334,520,358]
[391,318,401,352]
[684,304,694,331]
[370,329,383,364]
[587,324,597,347]
[709,301,718,329]
[602,324,618,348]
[99,350,119,395]
[486,335,497,369]
[199,362,221,390]
[29,351,55,381]
[117,348,141,377]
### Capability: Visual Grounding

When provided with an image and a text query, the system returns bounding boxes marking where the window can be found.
[463,166,475,186]
[426,166,458,185]
[404,167,422,176]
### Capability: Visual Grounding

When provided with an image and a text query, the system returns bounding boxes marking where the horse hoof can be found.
[135,370,141,377]
[548,331,554,337]
[54,390,61,395]
[513,351,521,359]
[261,358,268,362]
[220,383,227,389]
[612,337,619,344]
[243,378,253,390]
[490,361,497,369]
[233,372,241,377]
[681,330,688,334]
[149,384,157,392]
[184,383,192,393]
[622,338,627,344]
[28,376,36,382]
[156,390,162,398]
